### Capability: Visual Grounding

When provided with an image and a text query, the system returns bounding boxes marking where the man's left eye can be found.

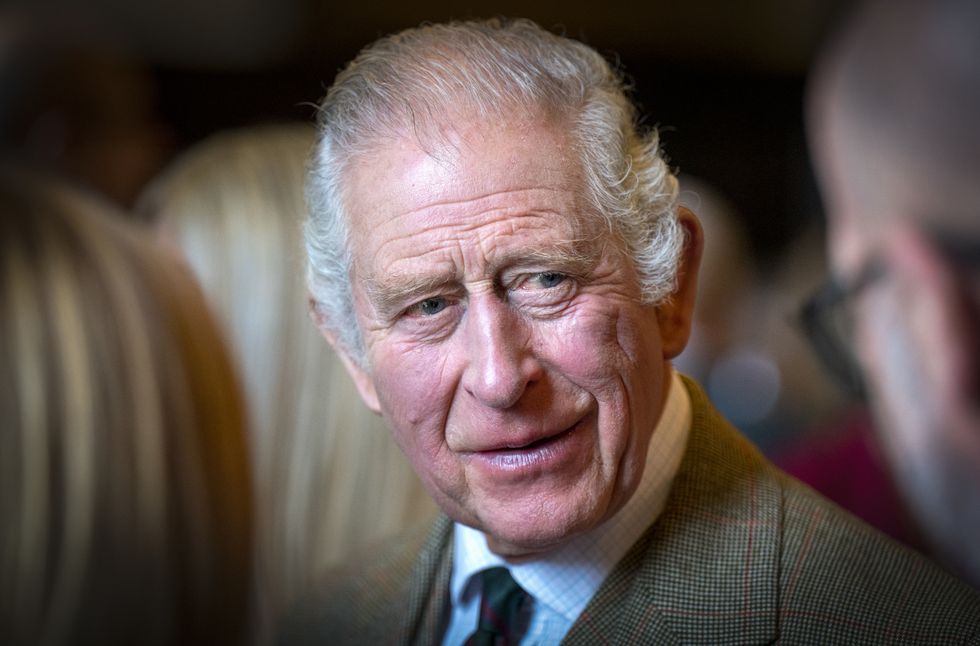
[416,297,448,316]
[535,272,567,288]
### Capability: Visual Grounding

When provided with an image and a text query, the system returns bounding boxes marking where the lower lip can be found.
[468,417,589,477]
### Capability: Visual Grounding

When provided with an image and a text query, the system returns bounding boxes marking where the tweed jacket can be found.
[281,378,980,645]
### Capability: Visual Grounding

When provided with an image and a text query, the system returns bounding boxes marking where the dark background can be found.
[3,0,853,266]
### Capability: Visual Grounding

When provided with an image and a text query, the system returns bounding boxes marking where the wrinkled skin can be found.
[323,116,701,557]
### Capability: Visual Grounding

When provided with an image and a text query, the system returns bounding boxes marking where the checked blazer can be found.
[280,377,980,645]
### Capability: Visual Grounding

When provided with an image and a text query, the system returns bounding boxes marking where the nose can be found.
[461,295,543,409]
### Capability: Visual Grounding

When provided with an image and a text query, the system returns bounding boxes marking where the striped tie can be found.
[464,567,528,646]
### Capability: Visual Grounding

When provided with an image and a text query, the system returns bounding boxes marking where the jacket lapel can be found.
[564,377,781,645]
[397,514,454,646]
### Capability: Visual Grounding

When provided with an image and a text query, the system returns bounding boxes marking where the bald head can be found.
[809,0,980,234]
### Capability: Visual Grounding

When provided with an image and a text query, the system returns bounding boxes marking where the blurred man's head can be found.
[808,0,980,584]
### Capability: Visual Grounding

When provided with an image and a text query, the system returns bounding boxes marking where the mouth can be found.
[470,416,587,472]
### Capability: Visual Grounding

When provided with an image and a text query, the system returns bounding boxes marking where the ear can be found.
[656,206,704,359]
[308,295,382,414]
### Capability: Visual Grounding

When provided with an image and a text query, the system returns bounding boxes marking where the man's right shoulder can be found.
[277,514,451,646]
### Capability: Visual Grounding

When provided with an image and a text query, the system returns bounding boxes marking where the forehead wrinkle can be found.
[372,192,572,245]
[370,202,565,266]
[396,183,573,215]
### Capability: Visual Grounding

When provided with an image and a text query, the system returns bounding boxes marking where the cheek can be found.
[537,305,659,461]
[858,287,913,385]
[372,341,458,446]
[540,307,623,379]
[540,302,656,391]
[858,291,935,448]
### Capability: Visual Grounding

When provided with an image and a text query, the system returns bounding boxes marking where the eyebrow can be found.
[364,272,459,321]
[496,238,600,277]
[362,238,601,320]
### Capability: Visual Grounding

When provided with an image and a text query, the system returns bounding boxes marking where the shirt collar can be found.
[450,370,692,623]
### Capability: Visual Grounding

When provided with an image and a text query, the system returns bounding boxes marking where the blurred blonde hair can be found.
[139,124,435,624]
[0,168,252,645]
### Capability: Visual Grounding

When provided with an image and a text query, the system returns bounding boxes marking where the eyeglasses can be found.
[799,258,884,399]
[799,231,980,399]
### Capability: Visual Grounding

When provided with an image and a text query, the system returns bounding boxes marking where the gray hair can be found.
[306,18,684,364]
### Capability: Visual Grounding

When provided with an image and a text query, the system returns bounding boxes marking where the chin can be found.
[483,527,573,558]
[476,500,605,558]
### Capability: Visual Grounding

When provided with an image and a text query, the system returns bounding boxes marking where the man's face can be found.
[335,117,694,556]
[817,96,980,581]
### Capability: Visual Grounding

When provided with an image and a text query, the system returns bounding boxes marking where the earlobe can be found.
[657,207,704,359]
[336,350,383,415]
[308,295,382,414]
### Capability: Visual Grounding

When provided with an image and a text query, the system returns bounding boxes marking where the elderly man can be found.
[806,0,980,588]
[284,18,980,644]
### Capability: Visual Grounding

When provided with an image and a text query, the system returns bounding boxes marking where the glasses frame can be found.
[799,230,980,399]
[799,259,884,399]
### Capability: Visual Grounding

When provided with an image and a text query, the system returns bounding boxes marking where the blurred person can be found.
[0,167,252,645]
[137,124,436,635]
[282,18,980,645]
[776,231,922,548]
[807,0,980,585]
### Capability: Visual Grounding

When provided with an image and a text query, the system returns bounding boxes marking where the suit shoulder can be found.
[277,516,444,646]
[679,378,980,641]
[777,472,980,642]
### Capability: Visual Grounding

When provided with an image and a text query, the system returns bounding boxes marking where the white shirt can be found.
[442,370,692,646]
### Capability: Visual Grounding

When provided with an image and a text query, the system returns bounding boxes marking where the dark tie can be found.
[464,567,528,646]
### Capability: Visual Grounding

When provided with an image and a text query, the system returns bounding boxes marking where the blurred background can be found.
[0,0,857,453]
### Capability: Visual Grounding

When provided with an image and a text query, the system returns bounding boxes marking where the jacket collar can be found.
[400,514,453,646]
[564,376,780,645]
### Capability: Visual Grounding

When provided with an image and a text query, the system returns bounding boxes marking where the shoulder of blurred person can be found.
[0,165,252,645]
